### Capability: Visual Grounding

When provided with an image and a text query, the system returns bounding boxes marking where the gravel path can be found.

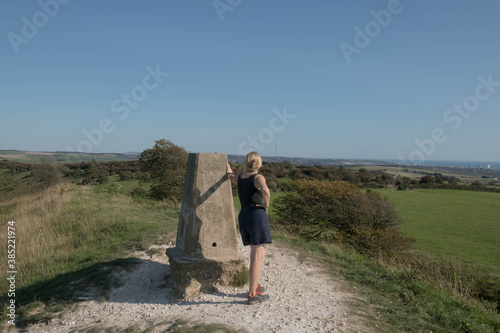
[21,238,368,333]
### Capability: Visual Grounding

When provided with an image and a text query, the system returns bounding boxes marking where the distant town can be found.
[228,154,500,177]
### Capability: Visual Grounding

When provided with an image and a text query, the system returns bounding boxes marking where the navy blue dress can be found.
[237,174,272,246]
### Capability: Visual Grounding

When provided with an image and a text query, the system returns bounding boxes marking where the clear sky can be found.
[1,0,499,162]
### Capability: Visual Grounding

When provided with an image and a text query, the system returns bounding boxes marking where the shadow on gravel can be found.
[174,292,250,306]
[10,256,248,328]
[10,258,143,327]
[108,257,248,305]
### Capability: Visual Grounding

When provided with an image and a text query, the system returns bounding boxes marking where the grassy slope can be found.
[0,171,37,204]
[376,189,500,275]
[0,183,179,324]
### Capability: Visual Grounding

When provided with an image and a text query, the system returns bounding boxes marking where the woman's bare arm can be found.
[254,174,270,213]
[227,164,238,184]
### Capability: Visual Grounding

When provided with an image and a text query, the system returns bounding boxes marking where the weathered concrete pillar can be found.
[166,153,244,299]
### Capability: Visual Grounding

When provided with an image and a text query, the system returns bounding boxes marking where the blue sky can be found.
[1,0,499,162]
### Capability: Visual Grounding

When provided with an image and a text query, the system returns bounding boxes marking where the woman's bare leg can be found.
[248,245,265,297]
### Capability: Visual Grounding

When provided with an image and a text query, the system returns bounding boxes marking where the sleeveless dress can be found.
[237,174,272,246]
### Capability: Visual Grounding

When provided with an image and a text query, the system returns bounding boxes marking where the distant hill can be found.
[3,150,497,177]
[0,149,399,167]
[0,150,139,164]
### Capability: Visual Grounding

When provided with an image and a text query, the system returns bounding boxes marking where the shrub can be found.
[119,170,134,181]
[277,181,292,192]
[130,187,147,198]
[273,179,413,257]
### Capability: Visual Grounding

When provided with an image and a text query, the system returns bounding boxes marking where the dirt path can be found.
[21,238,369,333]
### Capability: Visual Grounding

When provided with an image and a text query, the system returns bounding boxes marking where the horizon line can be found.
[1,148,499,164]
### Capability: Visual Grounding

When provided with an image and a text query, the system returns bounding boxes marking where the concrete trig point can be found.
[166,153,244,299]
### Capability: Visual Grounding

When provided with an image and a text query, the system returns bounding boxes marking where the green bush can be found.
[130,187,147,199]
[273,179,413,257]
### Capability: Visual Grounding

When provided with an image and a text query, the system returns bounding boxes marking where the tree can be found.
[138,139,188,201]
[357,168,373,183]
[31,157,63,189]
[435,176,445,184]
[396,176,411,186]
[372,172,394,188]
[420,175,434,184]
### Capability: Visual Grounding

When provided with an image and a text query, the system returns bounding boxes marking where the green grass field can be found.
[278,176,291,183]
[107,175,151,194]
[376,189,500,275]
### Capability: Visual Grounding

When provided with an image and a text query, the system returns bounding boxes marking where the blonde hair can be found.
[244,151,262,173]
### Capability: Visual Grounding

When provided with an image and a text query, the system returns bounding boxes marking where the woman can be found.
[227,151,272,305]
